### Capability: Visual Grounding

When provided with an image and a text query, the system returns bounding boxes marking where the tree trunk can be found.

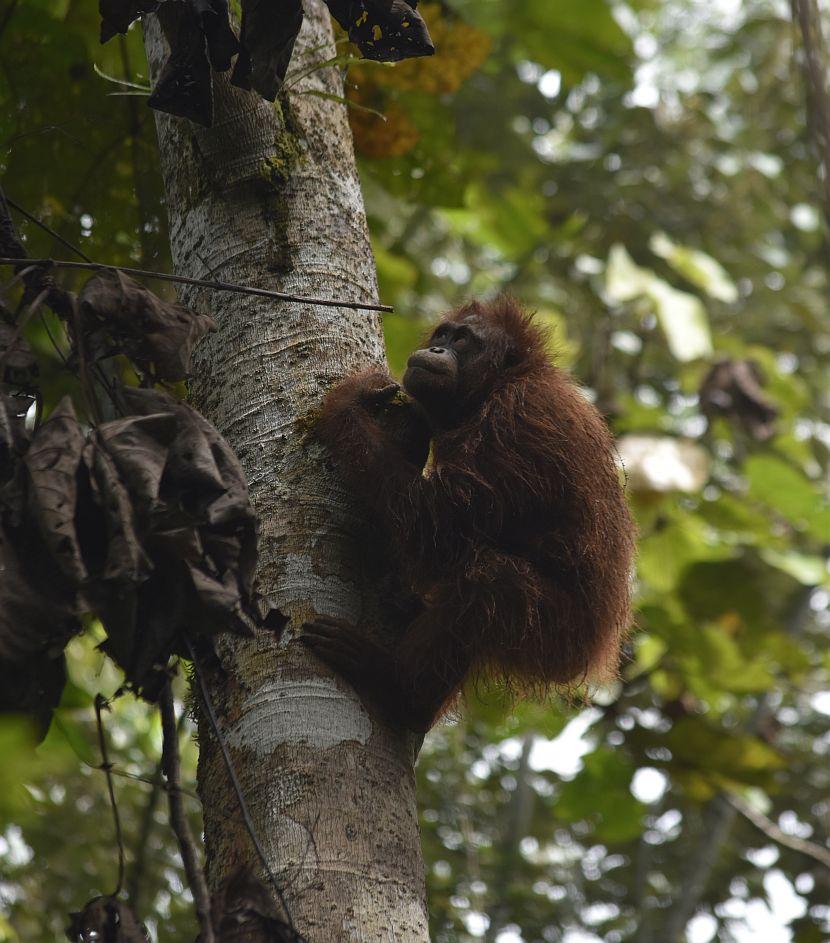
[143,5,430,940]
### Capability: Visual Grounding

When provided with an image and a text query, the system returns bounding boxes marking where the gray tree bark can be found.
[143,5,430,940]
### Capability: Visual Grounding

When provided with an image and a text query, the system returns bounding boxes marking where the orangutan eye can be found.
[453,327,479,351]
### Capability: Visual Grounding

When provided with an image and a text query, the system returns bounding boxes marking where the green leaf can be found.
[499,0,633,83]
[650,232,738,303]
[759,548,829,586]
[556,748,646,842]
[679,624,774,695]
[745,455,830,539]
[626,634,668,678]
[638,512,733,593]
[606,245,713,361]
[374,243,419,302]
[666,717,784,785]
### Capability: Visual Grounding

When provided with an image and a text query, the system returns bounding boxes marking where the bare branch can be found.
[160,679,215,943]
[0,256,393,313]
[3,196,93,262]
[727,794,830,870]
[94,694,127,897]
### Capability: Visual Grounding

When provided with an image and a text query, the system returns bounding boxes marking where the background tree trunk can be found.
[143,5,430,940]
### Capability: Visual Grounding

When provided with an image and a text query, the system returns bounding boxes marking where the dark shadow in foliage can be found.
[198,867,309,943]
[66,896,150,943]
[79,268,216,382]
[98,0,433,126]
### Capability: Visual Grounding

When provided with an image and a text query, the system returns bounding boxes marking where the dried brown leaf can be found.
[0,393,32,469]
[120,387,258,638]
[326,0,434,62]
[79,267,216,381]
[147,2,214,127]
[99,0,160,43]
[0,522,78,663]
[66,896,150,943]
[23,397,88,584]
[191,0,239,71]
[0,517,79,738]
[82,437,152,585]
[700,358,779,442]
[231,0,303,101]
[95,412,178,509]
[0,320,38,390]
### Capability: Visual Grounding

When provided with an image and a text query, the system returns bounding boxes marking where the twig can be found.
[94,694,127,896]
[0,257,393,313]
[118,37,154,267]
[0,193,74,321]
[727,793,830,870]
[160,679,215,943]
[92,761,199,796]
[4,196,93,262]
[186,638,296,932]
[127,702,189,907]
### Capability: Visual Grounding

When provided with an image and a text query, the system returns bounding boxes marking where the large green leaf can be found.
[745,455,830,540]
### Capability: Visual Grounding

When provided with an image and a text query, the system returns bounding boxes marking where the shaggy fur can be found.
[305,298,636,732]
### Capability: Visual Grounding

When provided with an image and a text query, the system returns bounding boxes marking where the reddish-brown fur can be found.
[307,298,636,732]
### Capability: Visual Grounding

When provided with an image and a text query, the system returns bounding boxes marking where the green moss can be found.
[259,100,305,188]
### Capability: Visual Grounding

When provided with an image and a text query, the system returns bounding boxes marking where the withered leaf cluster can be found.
[198,868,309,943]
[0,390,257,722]
[66,895,150,943]
[1,261,258,732]
[98,0,433,127]
[699,358,779,442]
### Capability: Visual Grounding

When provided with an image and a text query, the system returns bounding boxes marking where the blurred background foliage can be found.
[1,0,829,941]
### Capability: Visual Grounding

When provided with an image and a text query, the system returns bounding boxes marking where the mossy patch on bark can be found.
[259,99,305,188]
